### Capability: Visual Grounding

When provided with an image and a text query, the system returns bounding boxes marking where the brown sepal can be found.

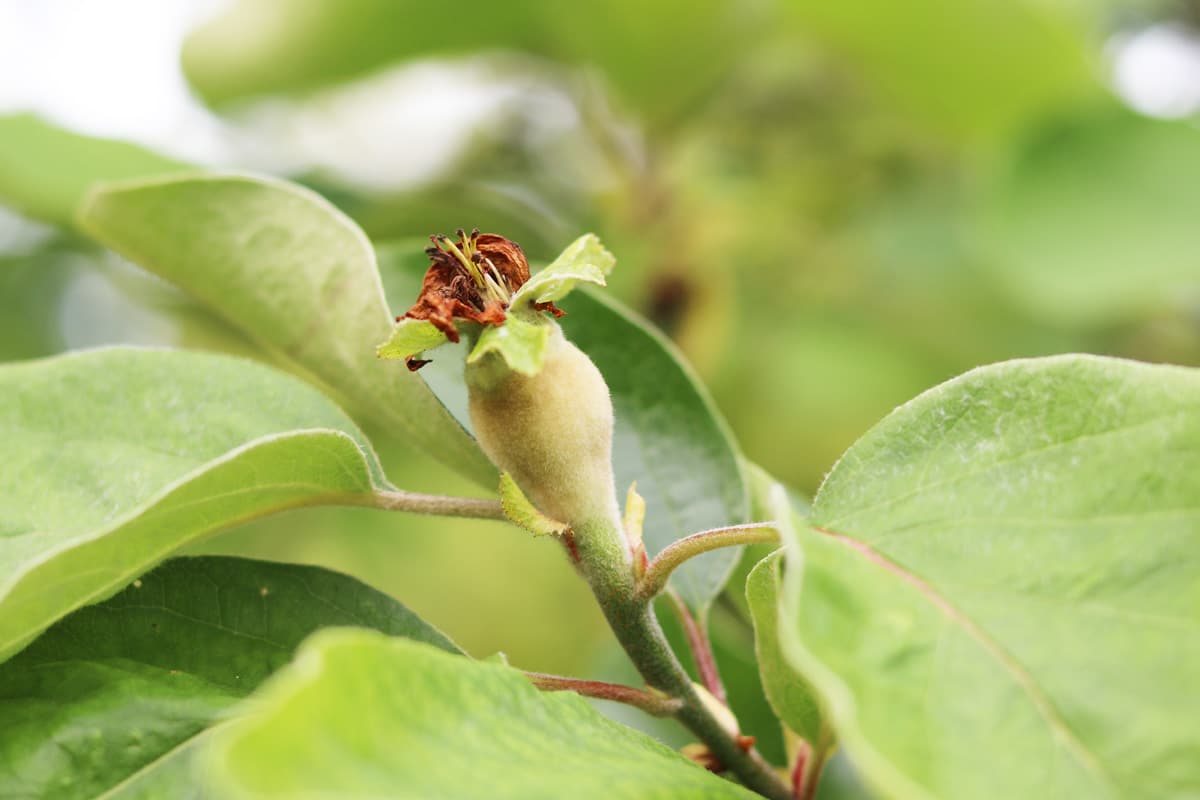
[401,253,488,342]
[397,230,563,366]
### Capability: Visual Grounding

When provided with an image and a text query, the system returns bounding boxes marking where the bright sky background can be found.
[0,0,227,161]
[0,0,583,189]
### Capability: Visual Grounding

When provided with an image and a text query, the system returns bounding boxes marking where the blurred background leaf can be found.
[0,114,187,225]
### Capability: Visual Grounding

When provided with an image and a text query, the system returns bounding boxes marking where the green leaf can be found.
[377,240,749,612]
[783,1,1099,141]
[499,472,569,537]
[0,114,188,226]
[511,233,615,310]
[746,552,826,749]
[467,313,552,376]
[777,355,1200,799]
[76,173,494,485]
[0,556,460,800]
[206,629,756,799]
[375,317,450,361]
[0,347,387,662]
[981,107,1200,324]
[562,290,749,612]
[182,0,754,127]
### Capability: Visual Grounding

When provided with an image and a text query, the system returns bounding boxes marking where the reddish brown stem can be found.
[790,742,810,799]
[524,672,683,717]
[666,589,728,705]
[799,747,828,800]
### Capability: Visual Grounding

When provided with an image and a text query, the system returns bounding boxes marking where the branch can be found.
[570,518,793,800]
[666,589,727,705]
[525,672,683,717]
[345,489,506,520]
[638,523,781,600]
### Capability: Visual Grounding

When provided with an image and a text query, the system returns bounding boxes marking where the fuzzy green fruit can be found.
[466,325,623,538]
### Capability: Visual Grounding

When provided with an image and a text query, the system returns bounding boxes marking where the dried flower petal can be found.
[398,229,561,347]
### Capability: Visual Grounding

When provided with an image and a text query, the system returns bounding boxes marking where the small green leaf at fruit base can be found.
[510,233,615,310]
[499,472,570,537]
[375,317,451,362]
[777,355,1200,800]
[467,312,553,376]
[0,556,461,800]
[0,347,387,663]
[205,629,758,799]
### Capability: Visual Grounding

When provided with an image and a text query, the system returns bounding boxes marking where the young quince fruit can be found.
[378,230,623,535]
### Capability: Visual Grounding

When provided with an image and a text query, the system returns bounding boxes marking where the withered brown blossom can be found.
[399,229,563,370]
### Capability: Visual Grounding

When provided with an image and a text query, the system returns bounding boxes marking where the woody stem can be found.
[571,517,791,800]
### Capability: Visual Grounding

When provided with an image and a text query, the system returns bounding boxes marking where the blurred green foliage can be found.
[168,0,1200,491]
[1,2,1198,786]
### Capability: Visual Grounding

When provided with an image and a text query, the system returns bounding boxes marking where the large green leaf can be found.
[775,355,1200,799]
[0,556,460,799]
[0,114,187,226]
[207,628,755,799]
[181,0,753,126]
[77,173,494,485]
[377,243,748,611]
[981,108,1200,324]
[0,347,388,662]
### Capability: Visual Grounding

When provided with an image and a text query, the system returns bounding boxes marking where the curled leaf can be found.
[375,318,452,370]
[512,233,616,310]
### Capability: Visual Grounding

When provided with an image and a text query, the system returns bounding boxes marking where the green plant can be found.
[0,166,1195,800]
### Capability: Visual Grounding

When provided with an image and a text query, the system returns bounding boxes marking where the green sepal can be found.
[499,472,570,537]
[468,313,552,376]
[623,481,646,551]
[376,317,451,361]
[510,233,615,310]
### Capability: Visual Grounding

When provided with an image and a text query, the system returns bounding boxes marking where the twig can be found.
[525,672,683,717]
[638,523,780,600]
[666,589,727,705]
[570,518,793,800]
[343,489,506,520]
